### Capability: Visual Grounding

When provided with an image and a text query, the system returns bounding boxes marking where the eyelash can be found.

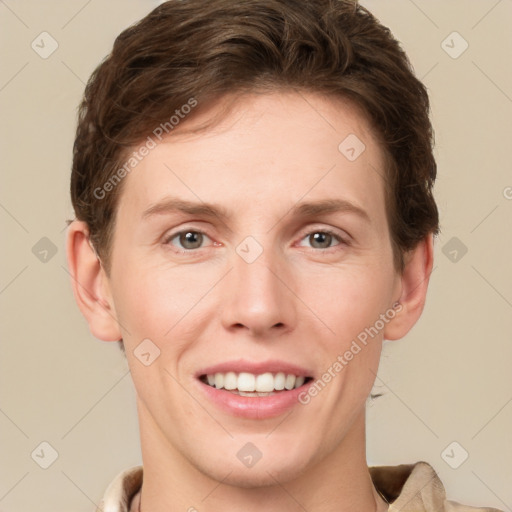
[163,227,349,255]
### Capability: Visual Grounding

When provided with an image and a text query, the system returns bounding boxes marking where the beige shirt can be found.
[96,460,503,512]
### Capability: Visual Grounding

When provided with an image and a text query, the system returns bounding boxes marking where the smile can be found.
[195,361,315,419]
[200,371,312,396]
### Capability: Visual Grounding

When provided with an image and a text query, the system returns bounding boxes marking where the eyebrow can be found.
[141,197,370,224]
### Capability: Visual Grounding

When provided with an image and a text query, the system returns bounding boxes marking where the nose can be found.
[220,239,297,339]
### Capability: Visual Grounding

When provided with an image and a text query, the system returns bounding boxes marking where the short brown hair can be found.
[71,0,439,273]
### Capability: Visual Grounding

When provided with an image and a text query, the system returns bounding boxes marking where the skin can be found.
[67,91,433,512]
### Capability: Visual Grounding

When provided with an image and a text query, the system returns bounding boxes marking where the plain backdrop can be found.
[1,1,511,511]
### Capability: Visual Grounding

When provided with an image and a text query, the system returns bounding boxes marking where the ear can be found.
[66,221,122,342]
[383,234,434,341]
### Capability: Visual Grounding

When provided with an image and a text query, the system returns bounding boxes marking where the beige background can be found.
[1,1,511,510]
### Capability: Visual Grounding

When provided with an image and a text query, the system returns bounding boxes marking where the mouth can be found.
[195,360,314,420]
[199,371,313,397]
[195,360,315,418]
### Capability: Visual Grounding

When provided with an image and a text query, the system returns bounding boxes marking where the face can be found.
[105,92,402,486]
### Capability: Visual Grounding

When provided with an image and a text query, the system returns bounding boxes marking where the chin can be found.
[190,443,312,489]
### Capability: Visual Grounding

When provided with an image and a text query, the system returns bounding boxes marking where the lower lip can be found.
[197,380,312,419]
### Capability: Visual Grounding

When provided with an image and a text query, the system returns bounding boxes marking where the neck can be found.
[135,404,387,512]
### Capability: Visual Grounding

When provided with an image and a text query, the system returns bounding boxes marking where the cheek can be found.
[111,259,210,343]
[301,264,394,345]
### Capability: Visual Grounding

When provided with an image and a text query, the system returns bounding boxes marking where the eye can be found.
[297,229,347,251]
[163,227,348,254]
[164,229,212,252]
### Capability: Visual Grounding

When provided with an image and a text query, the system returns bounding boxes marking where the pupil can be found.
[311,232,330,248]
[181,231,202,249]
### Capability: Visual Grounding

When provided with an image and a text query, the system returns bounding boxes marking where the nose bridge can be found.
[220,234,296,335]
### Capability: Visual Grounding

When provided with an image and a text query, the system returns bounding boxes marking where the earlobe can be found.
[66,221,122,342]
[383,234,434,341]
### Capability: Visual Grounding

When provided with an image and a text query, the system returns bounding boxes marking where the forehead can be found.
[115,91,387,226]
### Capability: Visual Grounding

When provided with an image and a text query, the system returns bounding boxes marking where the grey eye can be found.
[308,232,335,249]
[169,230,207,250]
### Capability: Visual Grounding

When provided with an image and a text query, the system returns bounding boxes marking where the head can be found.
[67,0,438,488]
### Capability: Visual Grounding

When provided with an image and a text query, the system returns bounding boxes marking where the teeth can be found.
[238,390,276,397]
[274,372,286,390]
[223,371,237,390]
[285,374,296,390]
[238,372,255,392]
[255,372,274,392]
[214,373,224,389]
[204,371,308,392]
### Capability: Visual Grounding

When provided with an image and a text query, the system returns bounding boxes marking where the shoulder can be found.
[96,465,143,512]
[369,460,503,512]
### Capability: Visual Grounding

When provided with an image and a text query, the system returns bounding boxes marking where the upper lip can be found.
[195,359,314,378]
